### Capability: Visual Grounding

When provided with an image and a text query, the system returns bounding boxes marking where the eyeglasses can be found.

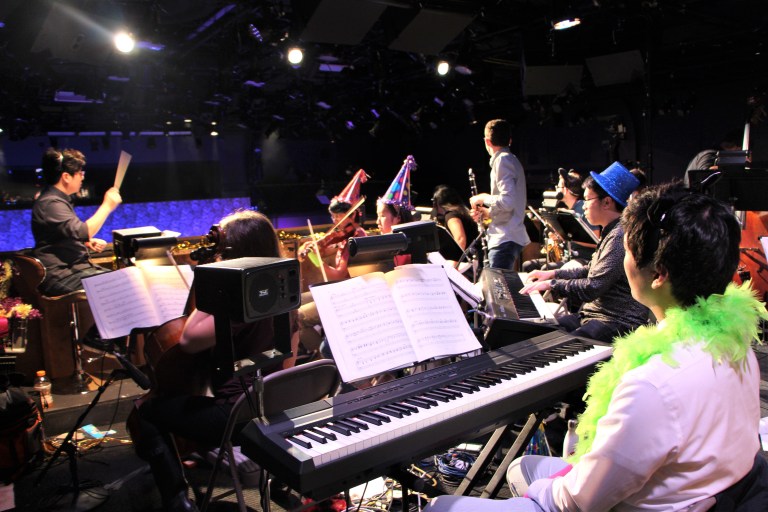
[583,196,599,203]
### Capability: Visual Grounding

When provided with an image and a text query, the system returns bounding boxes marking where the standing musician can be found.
[470,119,530,270]
[424,182,768,512]
[32,147,122,295]
[131,210,281,512]
[521,162,648,343]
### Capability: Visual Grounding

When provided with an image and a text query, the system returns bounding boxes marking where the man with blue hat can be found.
[521,161,649,343]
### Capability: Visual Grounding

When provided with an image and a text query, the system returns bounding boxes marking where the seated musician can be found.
[523,169,597,272]
[132,210,282,512]
[425,183,768,512]
[377,158,416,266]
[431,184,479,253]
[520,162,649,343]
[32,147,122,295]
[296,171,368,354]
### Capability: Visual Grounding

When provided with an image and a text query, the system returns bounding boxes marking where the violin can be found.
[298,196,366,262]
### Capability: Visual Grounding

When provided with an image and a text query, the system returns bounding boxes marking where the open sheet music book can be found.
[427,252,482,307]
[82,265,194,339]
[310,263,482,383]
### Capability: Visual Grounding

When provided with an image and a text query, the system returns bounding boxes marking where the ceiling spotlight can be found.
[210,130,219,137]
[437,60,450,76]
[287,47,304,65]
[553,17,581,30]
[114,31,136,53]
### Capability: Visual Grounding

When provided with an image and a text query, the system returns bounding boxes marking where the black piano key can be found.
[432,388,460,399]
[394,402,419,413]
[366,411,391,423]
[423,391,451,403]
[405,398,433,409]
[300,430,327,444]
[357,412,383,426]
[465,377,492,388]
[288,435,312,449]
[415,395,439,407]
[344,418,369,430]
[485,370,513,380]
[378,406,404,419]
[458,380,482,391]
[325,423,352,436]
[506,363,532,373]
[475,374,502,385]
[387,403,415,415]
[308,426,337,441]
[336,419,363,432]
[447,383,476,394]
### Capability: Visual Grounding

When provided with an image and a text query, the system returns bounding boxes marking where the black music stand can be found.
[695,169,768,212]
[536,209,598,262]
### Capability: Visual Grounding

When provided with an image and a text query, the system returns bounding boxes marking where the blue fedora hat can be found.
[590,162,640,207]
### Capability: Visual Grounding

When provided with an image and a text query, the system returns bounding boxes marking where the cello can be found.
[126,228,220,446]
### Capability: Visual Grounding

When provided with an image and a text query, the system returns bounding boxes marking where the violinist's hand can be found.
[297,241,313,263]
[85,238,107,252]
[520,269,556,295]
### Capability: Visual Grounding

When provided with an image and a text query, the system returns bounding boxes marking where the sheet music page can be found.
[386,264,482,362]
[311,273,417,383]
[427,252,482,306]
[143,265,194,324]
[82,267,162,339]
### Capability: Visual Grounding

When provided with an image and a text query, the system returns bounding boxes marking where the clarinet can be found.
[468,168,490,267]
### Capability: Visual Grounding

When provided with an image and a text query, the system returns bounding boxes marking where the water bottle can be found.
[33,370,53,409]
[562,419,578,457]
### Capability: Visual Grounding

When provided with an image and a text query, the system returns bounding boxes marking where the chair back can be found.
[9,254,46,305]
[231,358,340,427]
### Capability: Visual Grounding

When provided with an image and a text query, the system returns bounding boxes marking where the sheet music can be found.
[386,264,482,361]
[311,273,417,383]
[82,265,193,339]
[428,252,482,306]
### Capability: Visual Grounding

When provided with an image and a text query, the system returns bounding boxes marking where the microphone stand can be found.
[35,369,127,511]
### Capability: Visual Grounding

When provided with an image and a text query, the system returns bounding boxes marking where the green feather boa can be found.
[571,282,767,462]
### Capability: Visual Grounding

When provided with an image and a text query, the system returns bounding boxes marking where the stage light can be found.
[437,60,450,76]
[210,130,219,137]
[114,31,136,53]
[287,47,304,65]
[553,17,581,30]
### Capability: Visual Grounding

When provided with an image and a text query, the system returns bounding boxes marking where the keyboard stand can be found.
[454,411,546,498]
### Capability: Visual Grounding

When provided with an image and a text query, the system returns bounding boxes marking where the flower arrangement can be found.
[0,259,42,320]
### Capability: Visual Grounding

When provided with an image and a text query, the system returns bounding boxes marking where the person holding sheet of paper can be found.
[132,210,284,512]
[32,147,122,295]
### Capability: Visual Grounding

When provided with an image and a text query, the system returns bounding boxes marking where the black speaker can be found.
[194,257,300,322]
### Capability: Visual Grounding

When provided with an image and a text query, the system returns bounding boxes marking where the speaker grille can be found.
[247,271,279,314]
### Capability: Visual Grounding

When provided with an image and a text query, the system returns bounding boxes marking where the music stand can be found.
[533,209,598,264]
[698,169,768,211]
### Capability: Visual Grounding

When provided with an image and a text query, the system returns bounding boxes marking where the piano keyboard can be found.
[240,331,611,498]
[482,268,555,322]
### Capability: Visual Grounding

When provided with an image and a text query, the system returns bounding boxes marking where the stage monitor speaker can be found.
[195,257,300,322]
[113,226,162,261]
